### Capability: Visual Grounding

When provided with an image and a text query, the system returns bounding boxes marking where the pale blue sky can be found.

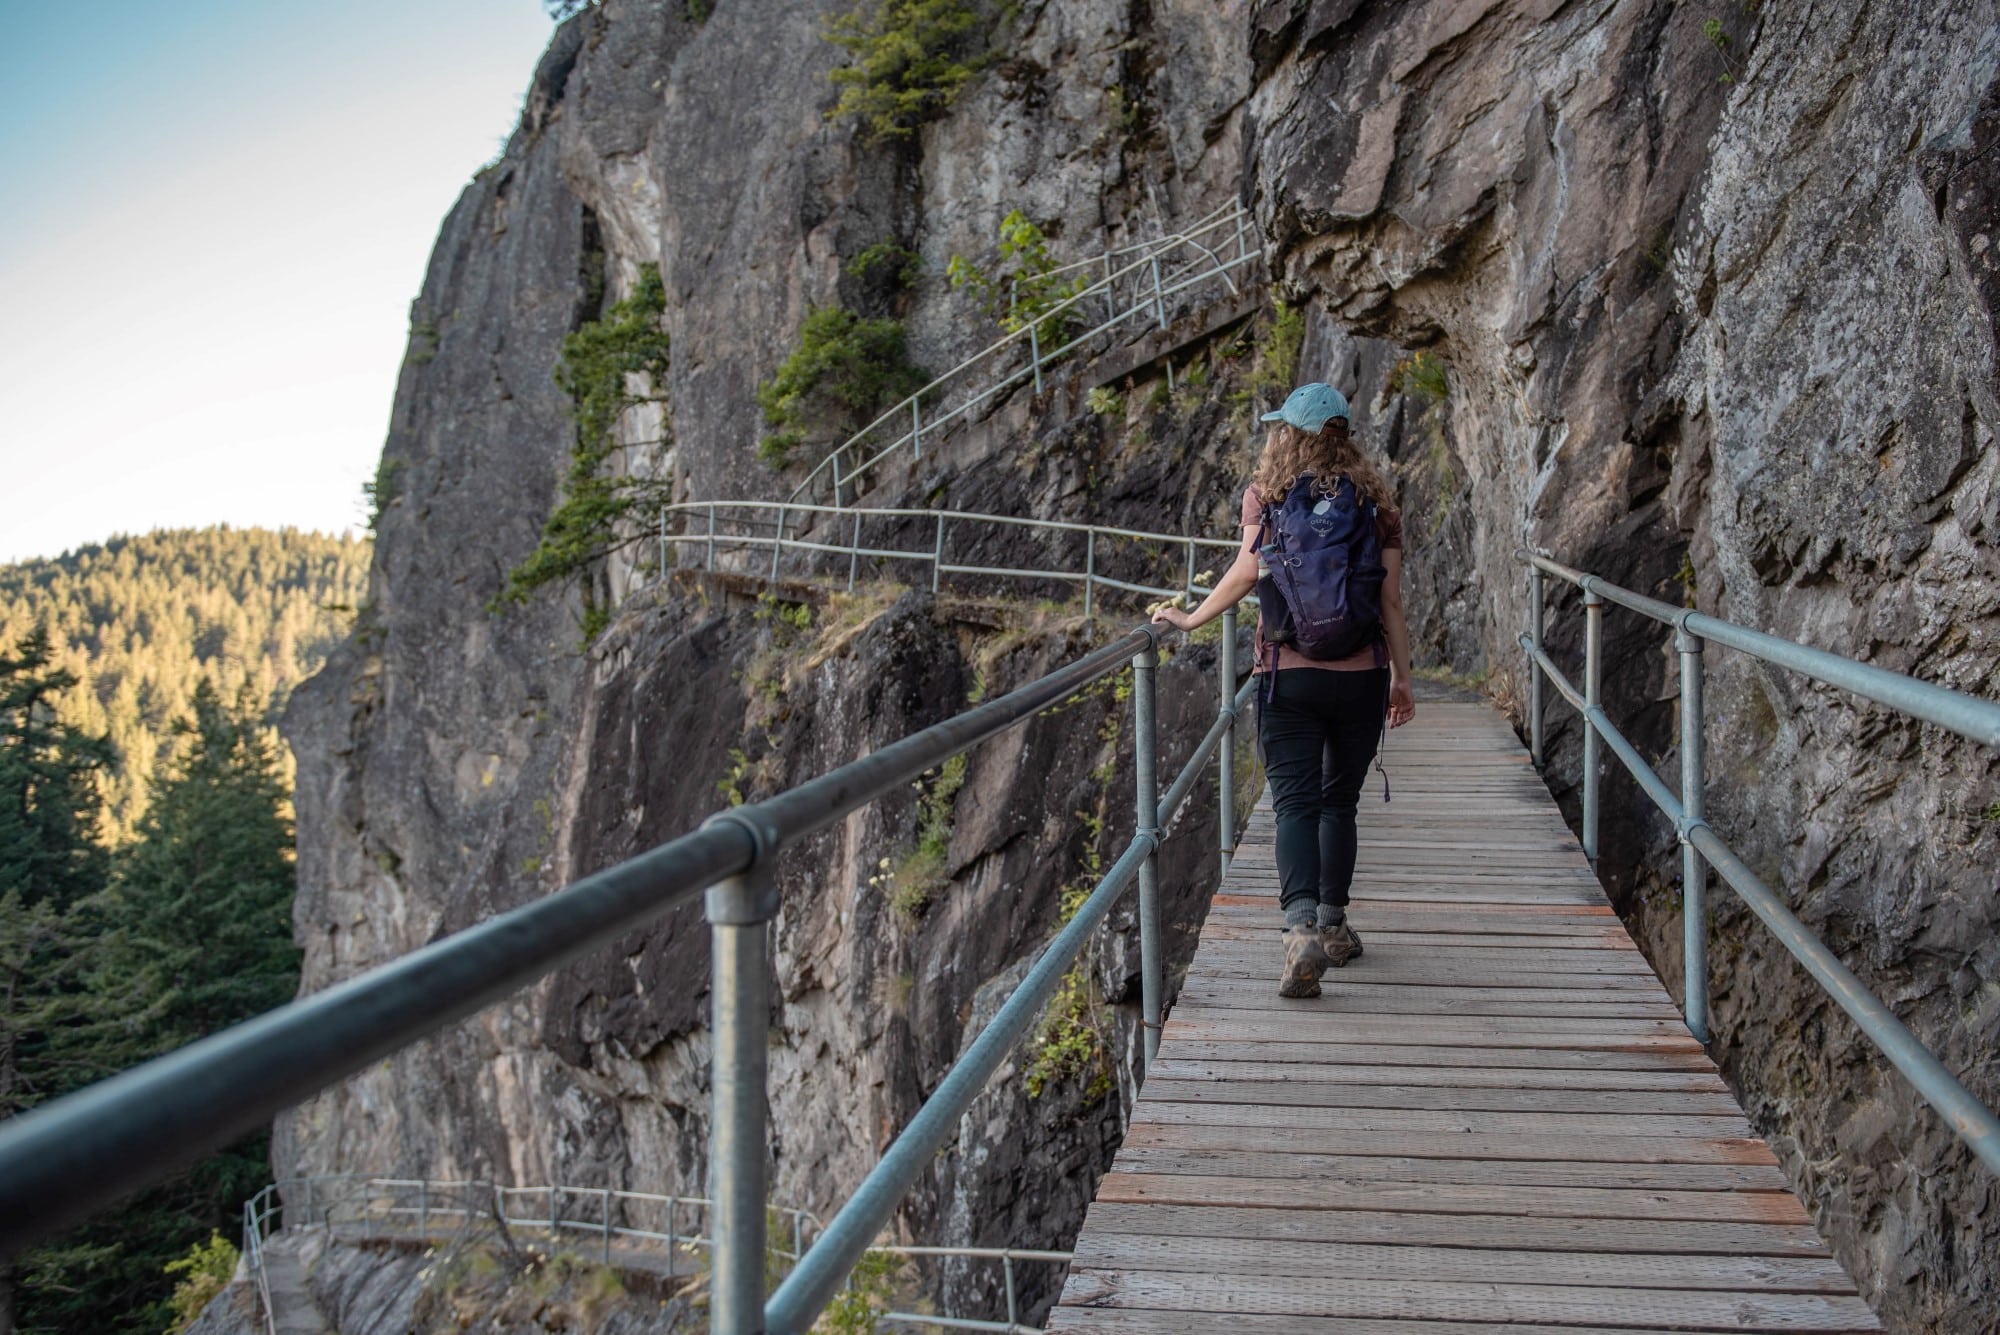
[0,0,557,562]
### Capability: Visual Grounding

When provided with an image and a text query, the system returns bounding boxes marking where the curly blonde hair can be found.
[1251,419,1396,511]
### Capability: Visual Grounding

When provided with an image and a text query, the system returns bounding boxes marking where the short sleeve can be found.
[1377,506,1404,551]
[1240,484,1262,528]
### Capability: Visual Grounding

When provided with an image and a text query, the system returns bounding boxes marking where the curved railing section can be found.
[0,606,1254,1335]
[659,498,1238,614]
[1518,550,2000,1176]
[786,200,1259,509]
[240,1174,1061,1334]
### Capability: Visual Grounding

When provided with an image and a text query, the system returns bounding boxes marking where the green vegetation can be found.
[1230,295,1306,425]
[1392,350,1449,404]
[2,636,301,1335]
[845,241,922,291]
[1025,966,1113,1102]
[363,454,405,534]
[886,751,968,920]
[824,0,993,143]
[1982,801,2000,824]
[756,305,928,468]
[1086,385,1124,417]
[816,1250,901,1333]
[0,527,370,844]
[948,210,1091,347]
[496,263,672,643]
[1702,18,1739,83]
[164,1232,239,1332]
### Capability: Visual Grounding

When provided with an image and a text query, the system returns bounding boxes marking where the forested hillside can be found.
[0,528,370,842]
[1,526,368,1333]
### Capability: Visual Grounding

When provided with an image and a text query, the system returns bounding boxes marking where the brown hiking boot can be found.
[1321,920,1363,967]
[1279,925,1330,998]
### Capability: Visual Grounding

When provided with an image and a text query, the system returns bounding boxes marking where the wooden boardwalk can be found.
[1048,701,1880,1333]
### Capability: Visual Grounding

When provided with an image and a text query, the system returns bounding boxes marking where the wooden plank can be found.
[1161,1016,1704,1049]
[1132,1077,1743,1117]
[1145,1056,1730,1091]
[1091,1173,1810,1224]
[1055,1269,1880,1330]
[1069,1232,1858,1292]
[1106,1147,1788,1192]
[1067,1202,1827,1256]
[1048,1311,1674,1335]
[1152,1039,1724,1072]
[1129,1100,1755,1141]
[1120,1120,1780,1167]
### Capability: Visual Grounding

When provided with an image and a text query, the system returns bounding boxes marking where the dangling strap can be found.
[1375,669,1392,803]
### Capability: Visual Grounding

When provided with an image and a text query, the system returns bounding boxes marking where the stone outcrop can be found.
[280,0,2000,1328]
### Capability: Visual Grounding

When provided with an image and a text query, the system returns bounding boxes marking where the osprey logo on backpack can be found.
[1255,473,1387,664]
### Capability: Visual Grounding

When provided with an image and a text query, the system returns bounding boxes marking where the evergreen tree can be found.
[10,683,300,1335]
[0,630,111,908]
[111,681,300,1046]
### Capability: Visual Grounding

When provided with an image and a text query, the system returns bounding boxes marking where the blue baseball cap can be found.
[1260,382,1350,431]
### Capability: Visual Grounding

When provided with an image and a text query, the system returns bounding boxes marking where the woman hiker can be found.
[1151,382,1416,997]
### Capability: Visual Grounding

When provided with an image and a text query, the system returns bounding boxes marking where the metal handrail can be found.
[238,1172,1066,1334]
[0,599,1253,1335]
[786,201,1258,508]
[661,498,1237,615]
[1518,549,2000,1177]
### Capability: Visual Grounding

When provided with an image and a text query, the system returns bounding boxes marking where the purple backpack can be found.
[1255,472,1387,669]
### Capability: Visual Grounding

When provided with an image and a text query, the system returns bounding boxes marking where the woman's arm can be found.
[1381,548,1415,727]
[1150,523,1259,632]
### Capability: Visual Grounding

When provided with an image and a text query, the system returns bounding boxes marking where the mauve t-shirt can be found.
[1241,482,1403,673]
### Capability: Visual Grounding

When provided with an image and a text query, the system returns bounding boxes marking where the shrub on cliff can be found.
[756,305,928,468]
[496,263,671,643]
[824,0,994,142]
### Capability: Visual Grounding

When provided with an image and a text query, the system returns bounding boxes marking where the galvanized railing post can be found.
[1101,252,1115,324]
[704,810,781,1335]
[1150,256,1167,328]
[931,515,946,594]
[1083,531,1095,618]
[659,507,668,579]
[419,1180,428,1238]
[1029,321,1043,395]
[1132,637,1163,1070]
[1582,588,1603,864]
[1183,540,1196,599]
[707,503,717,571]
[847,512,861,593]
[769,505,787,584]
[601,1187,613,1264]
[1219,607,1238,877]
[911,397,923,460]
[1529,565,1546,767]
[1677,622,1711,1044]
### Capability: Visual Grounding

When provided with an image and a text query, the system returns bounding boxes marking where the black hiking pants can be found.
[1257,666,1389,925]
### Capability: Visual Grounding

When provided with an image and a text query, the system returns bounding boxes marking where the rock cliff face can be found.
[283,0,2000,1328]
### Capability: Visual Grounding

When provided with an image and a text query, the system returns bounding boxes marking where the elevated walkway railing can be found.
[0,602,1254,1335]
[660,498,1238,614]
[1518,550,2000,1176]
[241,1175,1063,1335]
[787,200,1258,509]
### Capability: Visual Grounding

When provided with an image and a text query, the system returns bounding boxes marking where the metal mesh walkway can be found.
[1048,700,1880,1333]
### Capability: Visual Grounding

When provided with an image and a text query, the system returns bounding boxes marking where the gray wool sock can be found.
[1284,905,1318,930]
[1317,903,1347,929]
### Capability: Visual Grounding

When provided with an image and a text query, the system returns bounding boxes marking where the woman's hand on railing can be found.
[1149,603,1195,632]
[1388,676,1416,728]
